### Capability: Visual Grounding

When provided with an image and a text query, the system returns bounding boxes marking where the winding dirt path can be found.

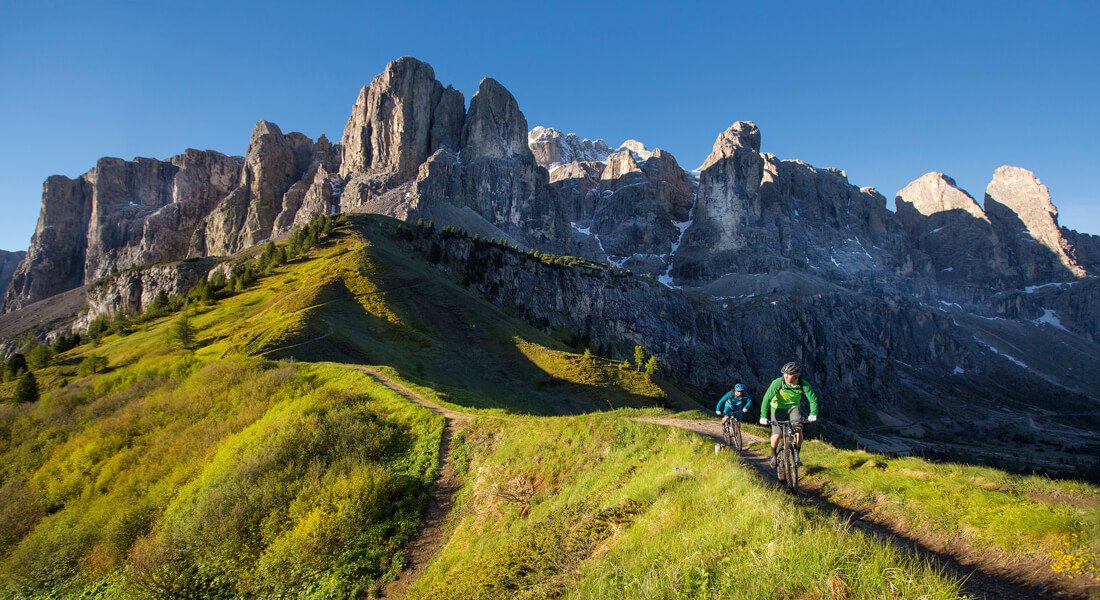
[633,416,1080,600]
[344,366,471,600]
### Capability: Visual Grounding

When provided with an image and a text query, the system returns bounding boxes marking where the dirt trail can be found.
[345,366,470,600]
[634,416,1080,600]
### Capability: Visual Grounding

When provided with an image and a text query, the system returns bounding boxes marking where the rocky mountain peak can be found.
[701,121,760,170]
[528,126,613,169]
[339,56,451,182]
[985,165,1086,278]
[250,120,283,141]
[620,139,653,161]
[461,77,531,161]
[895,172,987,221]
[601,149,642,180]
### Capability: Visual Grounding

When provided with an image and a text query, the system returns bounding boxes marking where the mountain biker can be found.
[758,361,819,468]
[715,383,753,425]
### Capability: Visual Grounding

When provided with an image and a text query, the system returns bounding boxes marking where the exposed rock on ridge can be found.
[405,78,568,250]
[985,165,1086,280]
[5,150,243,311]
[339,57,465,210]
[673,121,902,285]
[0,250,26,301]
[191,122,337,256]
[528,126,614,168]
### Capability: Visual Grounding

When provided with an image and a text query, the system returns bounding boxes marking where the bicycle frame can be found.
[773,418,801,492]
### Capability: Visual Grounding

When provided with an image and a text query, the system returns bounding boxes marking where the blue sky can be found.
[1,0,1097,251]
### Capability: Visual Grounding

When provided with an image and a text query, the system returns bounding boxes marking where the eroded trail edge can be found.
[347,366,471,599]
[633,416,1079,600]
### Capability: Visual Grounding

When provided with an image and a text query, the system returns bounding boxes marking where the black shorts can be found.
[770,406,802,435]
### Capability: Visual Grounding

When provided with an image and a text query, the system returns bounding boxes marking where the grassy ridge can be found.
[408,413,964,599]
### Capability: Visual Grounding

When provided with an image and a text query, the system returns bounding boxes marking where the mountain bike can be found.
[722,415,743,451]
[774,417,801,493]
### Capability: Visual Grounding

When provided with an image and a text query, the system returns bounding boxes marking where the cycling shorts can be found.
[770,406,802,435]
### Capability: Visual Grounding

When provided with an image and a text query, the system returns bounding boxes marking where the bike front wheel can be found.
[732,421,743,451]
[785,436,799,493]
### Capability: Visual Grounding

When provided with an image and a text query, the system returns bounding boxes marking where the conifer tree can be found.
[14,371,38,403]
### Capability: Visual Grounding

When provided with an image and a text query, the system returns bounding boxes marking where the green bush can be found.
[77,354,108,377]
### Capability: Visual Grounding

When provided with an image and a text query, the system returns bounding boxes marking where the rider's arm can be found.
[802,381,820,416]
[761,378,781,418]
[716,391,732,413]
[741,394,753,411]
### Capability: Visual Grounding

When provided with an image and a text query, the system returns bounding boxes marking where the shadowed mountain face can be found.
[1,56,1097,470]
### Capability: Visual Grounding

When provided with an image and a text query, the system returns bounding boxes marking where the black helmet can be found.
[781,361,801,375]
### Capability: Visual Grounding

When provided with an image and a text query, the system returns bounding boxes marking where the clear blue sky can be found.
[1,0,1097,251]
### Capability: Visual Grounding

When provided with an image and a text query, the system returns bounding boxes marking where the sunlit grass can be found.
[407,414,965,599]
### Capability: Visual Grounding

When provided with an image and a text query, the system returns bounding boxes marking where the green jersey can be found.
[761,377,819,417]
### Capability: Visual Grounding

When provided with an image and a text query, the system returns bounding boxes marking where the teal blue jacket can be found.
[716,390,753,415]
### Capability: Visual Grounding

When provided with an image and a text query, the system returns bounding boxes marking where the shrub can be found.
[77,355,108,377]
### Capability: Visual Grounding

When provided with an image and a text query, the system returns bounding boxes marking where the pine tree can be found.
[6,353,27,378]
[634,345,646,371]
[169,311,196,350]
[26,344,54,370]
[644,355,658,379]
[14,371,39,403]
[583,347,593,361]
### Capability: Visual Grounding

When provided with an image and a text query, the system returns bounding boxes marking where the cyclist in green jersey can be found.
[758,361,820,467]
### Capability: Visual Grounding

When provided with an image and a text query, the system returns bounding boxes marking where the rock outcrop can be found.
[5,150,242,311]
[0,250,26,299]
[985,165,1087,281]
[672,121,902,288]
[191,122,332,256]
[404,78,568,250]
[528,126,614,169]
[78,258,218,329]
[895,173,1007,292]
[338,57,465,210]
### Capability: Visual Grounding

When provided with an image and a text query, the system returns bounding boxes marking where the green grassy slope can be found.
[407,413,964,599]
[2,214,1097,598]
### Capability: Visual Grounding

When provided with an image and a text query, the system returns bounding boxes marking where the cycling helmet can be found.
[781,361,801,375]
[734,383,746,392]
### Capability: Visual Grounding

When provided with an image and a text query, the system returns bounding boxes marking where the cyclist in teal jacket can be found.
[715,383,753,425]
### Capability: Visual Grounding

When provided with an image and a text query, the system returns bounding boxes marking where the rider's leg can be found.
[769,410,780,466]
[791,407,803,465]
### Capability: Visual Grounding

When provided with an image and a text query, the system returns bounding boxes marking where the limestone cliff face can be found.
[985,165,1086,281]
[4,175,92,309]
[4,150,241,311]
[338,57,465,210]
[191,122,334,257]
[894,173,1007,292]
[0,251,24,298]
[78,258,218,329]
[528,126,613,168]
[404,78,568,250]
[672,121,903,286]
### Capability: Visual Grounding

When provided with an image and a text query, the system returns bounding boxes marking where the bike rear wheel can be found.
[723,421,734,447]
